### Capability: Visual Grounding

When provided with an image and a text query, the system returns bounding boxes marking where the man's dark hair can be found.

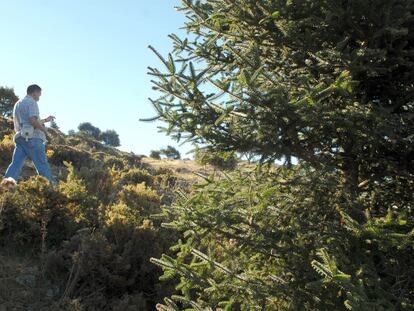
[27,84,42,94]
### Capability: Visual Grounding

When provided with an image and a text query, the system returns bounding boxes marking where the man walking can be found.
[3,84,55,184]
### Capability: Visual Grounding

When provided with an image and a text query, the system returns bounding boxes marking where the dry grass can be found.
[142,157,211,182]
[142,157,258,183]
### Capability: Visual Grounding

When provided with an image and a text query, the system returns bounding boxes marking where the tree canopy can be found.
[100,129,121,147]
[0,87,18,118]
[150,150,161,159]
[78,122,101,139]
[147,1,414,309]
[148,0,413,191]
[160,145,181,159]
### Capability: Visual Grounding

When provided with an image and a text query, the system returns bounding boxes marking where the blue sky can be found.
[0,0,194,157]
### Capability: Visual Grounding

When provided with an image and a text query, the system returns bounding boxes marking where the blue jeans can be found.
[4,136,54,184]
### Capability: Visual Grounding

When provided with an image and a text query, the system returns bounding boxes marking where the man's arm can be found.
[29,116,47,134]
[40,115,55,123]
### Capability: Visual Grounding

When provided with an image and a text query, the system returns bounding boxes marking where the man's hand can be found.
[43,115,56,123]
[30,116,48,134]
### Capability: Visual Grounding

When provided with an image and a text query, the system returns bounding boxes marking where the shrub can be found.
[45,223,175,309]
[0,134,14,167]
[77,166,119,205]
[0,116,14,139]
[194,148,237,170]
[59,162,99,227]
[103,155,128,170]
[48,145,95,168]
[0,176,77,250]
[104,202,140,226]
[119,168,154,187]
[117,183,161,219]
[122,153,142,168]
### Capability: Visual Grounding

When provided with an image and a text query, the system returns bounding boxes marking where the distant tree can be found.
[78,122,101,139]
[50,119,59,130]
[68,129,76,136]
[0,87,18,118]
[99,129,120,147]
[160,145,180,159]
[238,151,260,164]
[150,150,161,159]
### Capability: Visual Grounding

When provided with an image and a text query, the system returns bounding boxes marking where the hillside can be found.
[0,117,226,310]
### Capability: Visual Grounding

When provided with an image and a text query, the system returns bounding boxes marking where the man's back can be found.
[13,95,46,142]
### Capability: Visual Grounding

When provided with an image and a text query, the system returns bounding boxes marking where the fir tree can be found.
[146,1,414,310]
[145,0,413,199]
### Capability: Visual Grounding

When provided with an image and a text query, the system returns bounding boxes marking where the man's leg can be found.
[27,138,55,184]
[4,137,28,182]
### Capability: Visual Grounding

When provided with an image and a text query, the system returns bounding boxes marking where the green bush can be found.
[45,220,176,309]
[117,183,161,219]
[59,162,99,227]
[48,145,96,168]
[0,134,14,168]
[0,115,185,310]
[77,165,119,205]
[105,202,140,226]
[0,176,77,250]
[152,168,178,197]
[194,148,238,170]
[0,116,14,139]
[119,168,154,187]
[122,153,142,168]
[103,155,128,170]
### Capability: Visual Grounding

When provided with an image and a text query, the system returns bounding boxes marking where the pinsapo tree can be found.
[145,0,414,309]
